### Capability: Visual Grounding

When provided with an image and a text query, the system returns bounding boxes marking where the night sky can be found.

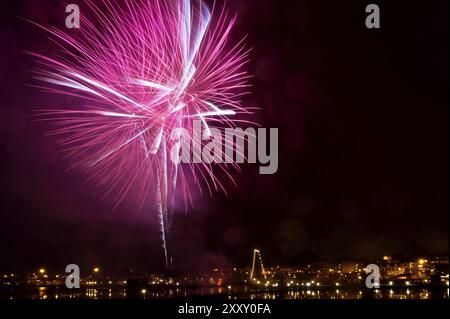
[0,0,448,273]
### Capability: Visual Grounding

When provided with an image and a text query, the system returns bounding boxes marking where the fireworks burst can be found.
[27,0,253,267]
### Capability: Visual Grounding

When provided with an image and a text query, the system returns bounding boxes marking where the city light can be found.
[0,252,447,300]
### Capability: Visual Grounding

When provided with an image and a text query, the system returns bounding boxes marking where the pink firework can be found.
[28,0,253,267]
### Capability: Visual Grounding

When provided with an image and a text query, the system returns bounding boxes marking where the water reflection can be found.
[2,286,449,300]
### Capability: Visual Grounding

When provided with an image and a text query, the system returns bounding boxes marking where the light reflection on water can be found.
[3,286,450,300]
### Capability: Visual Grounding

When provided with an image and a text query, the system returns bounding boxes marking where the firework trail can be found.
[27,0,253,268]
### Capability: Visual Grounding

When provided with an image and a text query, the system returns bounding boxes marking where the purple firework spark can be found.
[27,0,253,267]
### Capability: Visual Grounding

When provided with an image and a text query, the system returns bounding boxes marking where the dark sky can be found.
[0,0,448,273]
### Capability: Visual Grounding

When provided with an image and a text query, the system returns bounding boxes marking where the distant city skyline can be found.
[1,254,448,299]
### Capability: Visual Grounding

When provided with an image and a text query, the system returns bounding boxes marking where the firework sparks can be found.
[28,0,253,267]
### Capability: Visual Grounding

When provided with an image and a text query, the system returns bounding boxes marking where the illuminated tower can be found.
[250,249,267,280]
